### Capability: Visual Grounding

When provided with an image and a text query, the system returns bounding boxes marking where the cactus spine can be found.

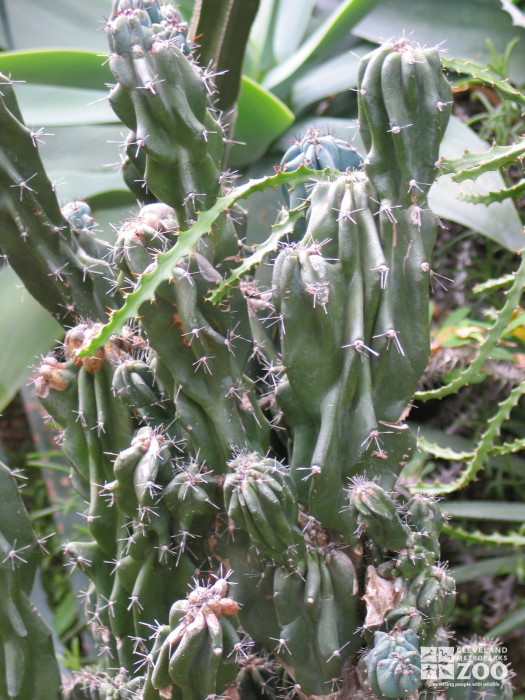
[0,6,469,697]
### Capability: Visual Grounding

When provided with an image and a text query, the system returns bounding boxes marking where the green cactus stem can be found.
[0,463,61,699]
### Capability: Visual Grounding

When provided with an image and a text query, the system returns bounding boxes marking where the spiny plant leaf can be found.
[79,166,329,357]
[459,178,525,204]
[416,252,525,401]
[489,436,525,456]
[439,137,525,182]
[415,379,525,495]
[472,272,515,294]
[443,55,525,106]
[208,204,306,303]
[443,523,525,548]
[417,435,473,461]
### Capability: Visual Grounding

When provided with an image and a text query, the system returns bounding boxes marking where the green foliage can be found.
[2,0,525,698]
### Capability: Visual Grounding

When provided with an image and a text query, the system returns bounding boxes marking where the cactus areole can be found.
[0,2,468,697]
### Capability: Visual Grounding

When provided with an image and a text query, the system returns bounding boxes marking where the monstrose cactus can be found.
[0,2,484,698]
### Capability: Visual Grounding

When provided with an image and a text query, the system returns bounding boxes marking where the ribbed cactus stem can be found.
[11,25,461,700]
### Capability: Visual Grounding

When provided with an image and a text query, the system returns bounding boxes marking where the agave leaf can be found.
[443,501,525,521]
[14,84,116,126]
[2,0,110,51]
[0,49,111,90]
[272,0,317,64]
[290,42,372,112]
[0,267,62,412]
[229,76,295,167]
[189,0,261,111]
[263,0,383,96]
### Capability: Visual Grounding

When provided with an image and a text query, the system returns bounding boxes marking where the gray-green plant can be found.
[1,1,519,699]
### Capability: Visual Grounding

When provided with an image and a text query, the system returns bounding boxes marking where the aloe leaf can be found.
[416,253,525,401]
[417,436,473,462]
[458,179,525,205]
[415,379,525,495]
[443,523,525,547]
[79,166,328,357]
[411,424,525,477]
[472,273,515,294]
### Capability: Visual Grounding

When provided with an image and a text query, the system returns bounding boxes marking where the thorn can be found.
[1,539,31,568]
[137,75,165,94]
[29,126,54,147]
[361,428,394,452]
[372,328,405,355]
[387,123,413,134]
[371,264,389,289]
[341,339,379,359]
[10,173,38,201]
[192,355,214,374]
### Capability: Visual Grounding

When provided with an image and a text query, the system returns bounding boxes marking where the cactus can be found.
[280,129,363,209]
[0,463,61,699]
[0,9,471,699]
[364,629,421,699]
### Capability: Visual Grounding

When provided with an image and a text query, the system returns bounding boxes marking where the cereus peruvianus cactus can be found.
[0,2,478,697]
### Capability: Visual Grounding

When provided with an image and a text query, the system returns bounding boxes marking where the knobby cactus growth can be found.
[0,1,489,698]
